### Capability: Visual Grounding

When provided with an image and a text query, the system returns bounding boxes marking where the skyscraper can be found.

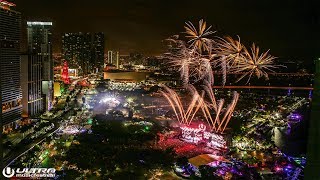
[21,54,44,116]
[92,32,105,72]
[27,21,53,111]
[0,0,22,131]
[107,50,113,64]
[62,32,104,75]
[107,50,119,68]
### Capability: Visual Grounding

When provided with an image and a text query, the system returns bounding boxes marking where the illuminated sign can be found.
[54,82,61,97]
[68,69,78,77]
[27,22,53,26]
[2,99,22,112]
[180,124,226,149]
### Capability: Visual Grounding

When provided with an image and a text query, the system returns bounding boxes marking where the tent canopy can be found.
[188,154,230,168]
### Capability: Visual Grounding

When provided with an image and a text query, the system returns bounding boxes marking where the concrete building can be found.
[27,21,54,111]
[21,54,44,116]
[92,32,105,72]
[103,71,150,82]
[62,32,105,75]
[1,1,22,131]
[107,50,119,69]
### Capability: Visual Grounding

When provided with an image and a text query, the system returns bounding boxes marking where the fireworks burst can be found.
[165,37,214,85]
[201,82,239,133]
[166,20,281,85]
[230,43,280,83]
[160,85,203,124]
[214,36,245,85]
[216,36,244,62]
[161,20,282,134]
[184,19,215,53]
[161,84,239,134]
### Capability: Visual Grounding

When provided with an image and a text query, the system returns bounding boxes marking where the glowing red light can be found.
[61,61,70,84]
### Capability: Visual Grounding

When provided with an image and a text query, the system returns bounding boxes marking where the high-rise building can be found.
[62,32,104,75]
[107,50,119,68]
[21,54,44,116]
[62,32,91,74]
[27,21,53,111]
[107,50,113,64]
[0,1,22,131]
[92,32,105,72]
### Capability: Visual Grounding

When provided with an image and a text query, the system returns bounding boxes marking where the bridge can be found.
[212,72,314,76]
[211,86,313,90]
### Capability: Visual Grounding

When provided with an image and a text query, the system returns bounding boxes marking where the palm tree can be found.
[20,125,30,138]
[66,96,70,106]
[305,59,320,179]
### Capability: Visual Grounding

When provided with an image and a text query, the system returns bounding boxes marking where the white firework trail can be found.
[230,43,281,84]
[161,84,239,134]
[166,20,282,85]
[161,20,282,134]
[221,56,227,86]
[160,85,203,124]
[184,19,216,54]
[215,35,244,65]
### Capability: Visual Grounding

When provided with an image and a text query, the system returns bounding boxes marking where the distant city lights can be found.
[27,21,53,26]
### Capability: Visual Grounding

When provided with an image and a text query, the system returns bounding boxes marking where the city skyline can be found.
[1,1,319,179]
[12,0,319,62]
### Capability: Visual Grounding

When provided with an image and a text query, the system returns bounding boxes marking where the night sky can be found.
[13,0,319,62]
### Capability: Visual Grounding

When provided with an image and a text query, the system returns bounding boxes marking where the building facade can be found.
[107,50,119,69]
[92,32,105,72]
[21,54,44,116]
[27,21,53,111]
[62,32,104,75]
[0,1,22,131]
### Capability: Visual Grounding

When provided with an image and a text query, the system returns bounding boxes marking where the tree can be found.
[198,165,220,179]
[19,125,30,138]
[66,136,100,170]
[4,141,13,149]
[55,97,59,104]
[64,169,81,179]
[73,98,78,106]
[128,110,133,119]
[176,157,189,167]
[66,96,70,104]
